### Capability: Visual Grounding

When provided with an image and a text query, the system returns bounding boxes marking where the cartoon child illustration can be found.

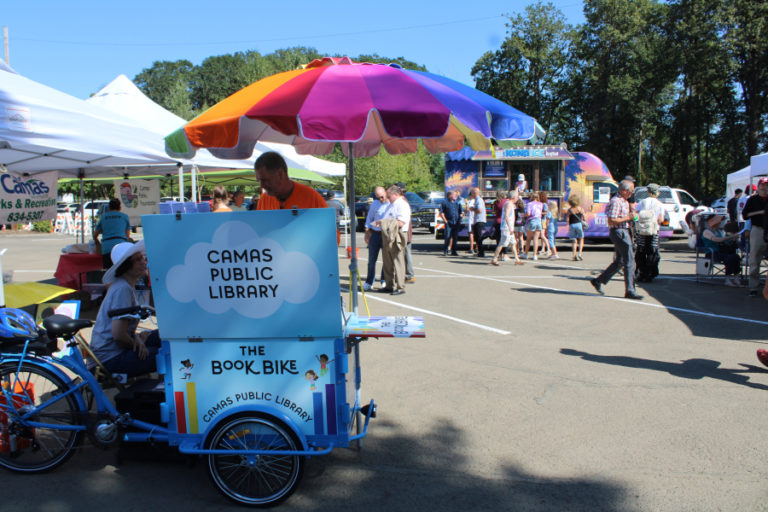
[119,182,138,208]
[316,354,335,376]
[179,359,194,380]
[304,370,319,391]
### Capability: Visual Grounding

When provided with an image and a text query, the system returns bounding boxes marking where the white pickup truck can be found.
[634,186,698,233]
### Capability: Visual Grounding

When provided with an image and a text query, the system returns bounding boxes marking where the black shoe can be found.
[624,292,643,300]
[451,252,459,256]
[749,290,759,297]
[390,290,405,296]
[444,251,449,256]
[590,278,604,295]
[377,288,393,293]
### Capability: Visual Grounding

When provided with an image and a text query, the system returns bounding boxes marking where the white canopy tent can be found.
[85,75,345,198]
[726,152,768,197]
[751,152,768,178]
[0,67,180,177]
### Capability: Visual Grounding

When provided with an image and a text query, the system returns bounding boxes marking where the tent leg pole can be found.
[79,174,85,244]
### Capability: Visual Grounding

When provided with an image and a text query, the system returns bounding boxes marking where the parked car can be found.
[316,189,346,204]
[353,192,441,232]
[82,200,110,219]
[634,186,698,232]
[418,191,445,203]
[405,192,442,232]
[710,196,727,209]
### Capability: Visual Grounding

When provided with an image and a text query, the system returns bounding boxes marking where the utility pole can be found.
[638,124,644,181]
[3,26,8,65]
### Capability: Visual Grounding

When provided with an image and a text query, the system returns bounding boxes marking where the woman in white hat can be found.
[515,173,527,195]
[89,240,160,376]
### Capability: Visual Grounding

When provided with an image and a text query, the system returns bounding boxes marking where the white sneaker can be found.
[532,254,538,261]
[362,282,372,291]
[550,254,559,259]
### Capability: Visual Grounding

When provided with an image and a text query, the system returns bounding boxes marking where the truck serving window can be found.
[539,161,561,191]
[593,183,617,203]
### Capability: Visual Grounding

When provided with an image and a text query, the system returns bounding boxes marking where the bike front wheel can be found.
[0,362,83,472]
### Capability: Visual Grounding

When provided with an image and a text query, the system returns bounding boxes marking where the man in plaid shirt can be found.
[590,179,643,299]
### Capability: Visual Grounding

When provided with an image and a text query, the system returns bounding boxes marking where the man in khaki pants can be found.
[742,177,768,297]
[376,185,411,296]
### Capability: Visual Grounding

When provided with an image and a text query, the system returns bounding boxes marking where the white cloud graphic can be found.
[165,221,320,318]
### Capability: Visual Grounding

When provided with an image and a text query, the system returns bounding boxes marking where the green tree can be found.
[355,54,427,70]
[134,60,195,118]
[660,0,740,195]
[472,2,575,144]
[263,46,323,74]
[190,51,269,111]
[724,0,768,157]
[568,0,674,178]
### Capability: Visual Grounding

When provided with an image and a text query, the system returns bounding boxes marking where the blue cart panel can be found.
[142,209,343,340]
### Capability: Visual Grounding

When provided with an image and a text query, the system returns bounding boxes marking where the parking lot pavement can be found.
[2,231,767,511]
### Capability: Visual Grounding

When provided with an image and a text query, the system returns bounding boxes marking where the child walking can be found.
[546,201,559,259]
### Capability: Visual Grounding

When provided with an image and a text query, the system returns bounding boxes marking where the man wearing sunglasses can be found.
[363,186,389,291]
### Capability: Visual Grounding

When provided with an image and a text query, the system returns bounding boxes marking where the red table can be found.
[54,253,103,290]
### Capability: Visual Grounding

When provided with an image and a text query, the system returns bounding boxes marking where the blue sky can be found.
[2,0,585,100]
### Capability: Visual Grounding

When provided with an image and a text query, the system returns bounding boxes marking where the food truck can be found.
[440,145,627,239]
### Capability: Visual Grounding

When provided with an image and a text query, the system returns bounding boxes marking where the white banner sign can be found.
[0,170,58,224]
[113,179,160,226]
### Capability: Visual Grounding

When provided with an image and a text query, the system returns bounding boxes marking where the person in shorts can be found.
[523,192,544,260]
[490,197,524,266]
[513,198,526,256]
[566,196,586,260]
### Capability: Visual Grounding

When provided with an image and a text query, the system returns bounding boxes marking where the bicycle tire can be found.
[0,362,83,472]
[206,413,304,507]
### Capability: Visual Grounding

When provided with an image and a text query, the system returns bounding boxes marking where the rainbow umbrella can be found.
[165,56,542,310]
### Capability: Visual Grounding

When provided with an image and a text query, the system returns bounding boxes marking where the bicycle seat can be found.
[43,314,94,339]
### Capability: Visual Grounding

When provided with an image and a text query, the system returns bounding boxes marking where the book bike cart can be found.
[0,208,424,506]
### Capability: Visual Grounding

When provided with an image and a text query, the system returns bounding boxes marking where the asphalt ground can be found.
[0,230,766,512]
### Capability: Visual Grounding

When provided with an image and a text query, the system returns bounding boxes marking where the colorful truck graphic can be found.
[441,146,669,239]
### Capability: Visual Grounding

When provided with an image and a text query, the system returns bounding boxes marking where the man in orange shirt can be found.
[255,152,327,210]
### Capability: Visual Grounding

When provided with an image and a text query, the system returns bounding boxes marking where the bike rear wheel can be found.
[0,362,82,472]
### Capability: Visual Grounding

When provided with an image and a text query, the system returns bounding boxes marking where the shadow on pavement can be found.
[0,416,631,511]
[561,348,768,390]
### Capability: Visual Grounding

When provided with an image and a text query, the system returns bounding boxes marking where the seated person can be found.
[89,241,160,377]
[700,213,742,287]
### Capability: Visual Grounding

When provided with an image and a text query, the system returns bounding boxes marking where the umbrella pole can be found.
[348,142,358,313]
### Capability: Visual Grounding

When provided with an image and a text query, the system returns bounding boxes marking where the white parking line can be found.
[359,292,511,335]
[416,266,768,327]
[341,251,768,327]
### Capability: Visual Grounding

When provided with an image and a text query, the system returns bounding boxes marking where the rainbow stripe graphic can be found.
[174,382,199,434]
[311,384,338,436]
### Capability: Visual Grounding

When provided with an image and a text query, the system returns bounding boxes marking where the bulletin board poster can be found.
[0,170,57,223]
[168,338,344,438]
[483,161,506,178]
[114,179,160,226]
[142,208,343,340]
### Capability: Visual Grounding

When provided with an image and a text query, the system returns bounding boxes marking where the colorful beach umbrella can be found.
[166,56,540,160]
[165,56,542,310]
